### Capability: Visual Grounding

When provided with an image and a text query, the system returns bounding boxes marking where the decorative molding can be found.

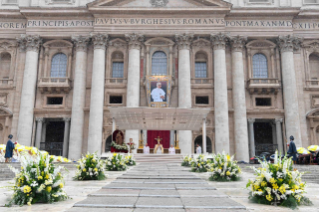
[230,36,247,52]
[0,94,7,107]
[277,35,303,53]
[125,33,144,50]
[71,35,91,52]
[302,40,319,53]
[17,34,42,53]
[192,38,210,49]
[109,38,127,49]
[175,33,194,50]
[210,33,230,50]
[43,40,73,49]
[150,0,169,7]
[92,33,109,50]
[0,41,17,51]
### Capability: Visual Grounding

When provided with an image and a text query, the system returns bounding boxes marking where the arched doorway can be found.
[194,135,212,153]
[105,135,112,153]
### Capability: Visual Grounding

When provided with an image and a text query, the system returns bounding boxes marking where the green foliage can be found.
[73,152,106,181]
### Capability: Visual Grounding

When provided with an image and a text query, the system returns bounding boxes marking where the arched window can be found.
[309,53,319,83]
[112,52,124,78]
[50,53,67,78]
[195,52,207,78]
[152,51,167,76]
[0,52,11,79]
[252,53,268,78]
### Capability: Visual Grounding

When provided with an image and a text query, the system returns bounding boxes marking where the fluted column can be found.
[63,118,71,158]
[69,35,90,160]
[17,35,42,146]
[35,118,43,149]
[248,118,255,158]
[175,33,194,154]
[211,33,230,154]
[230,36,249,162]
[125,33,144,151]
[88,34,108,155]
[277,35,303,147]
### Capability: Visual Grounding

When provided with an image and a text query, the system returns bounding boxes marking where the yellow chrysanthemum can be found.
[279,186,286,194]
[46,186,52,192]
[94,168,98,172]
[226,171,231,176]
[23,186,31,193]
[269,178,276,184]
[38,176,43,180]
[59,183,64,188]
[45,174,49,180]
[83,168,87,172]
[226,155,231,161]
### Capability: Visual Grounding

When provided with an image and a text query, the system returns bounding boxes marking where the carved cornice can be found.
[230,36,247,52]
[150,0,169,7]
[92,33,109,50]
[277,35,303,53]
[71,35,91,52]
[125,33,144,50]
[175,33,194,50]
[210,33,230,50]
[17,34,42,52]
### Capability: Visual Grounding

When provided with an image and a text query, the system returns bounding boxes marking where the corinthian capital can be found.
[277,35,303,53]
[230,35,247,52]
[175,33,194,50]
[125,33,144,50]
[92,33,109,50]
[17,34,42,52]
[210,33,230,50]
[71,35,91,52]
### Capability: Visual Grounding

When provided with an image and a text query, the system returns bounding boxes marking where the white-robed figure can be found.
[151,82,166,102]
[143,143,150,154]
[196,144,202,154]
[169,145,175,154]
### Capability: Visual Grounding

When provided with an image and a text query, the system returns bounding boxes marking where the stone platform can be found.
[68,163,246,211]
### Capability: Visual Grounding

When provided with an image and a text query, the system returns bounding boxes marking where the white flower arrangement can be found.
[181,155,192,167]
[105,153,127,171]
[190,155,210,172]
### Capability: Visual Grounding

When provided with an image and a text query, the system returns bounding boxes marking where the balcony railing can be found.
[38,77,72,93]
[106,78,127,84]
[305,80,319,91]
[0,79,13,86]
[191,78,213,84]
[248,78,279,84]
[247,78,280,94]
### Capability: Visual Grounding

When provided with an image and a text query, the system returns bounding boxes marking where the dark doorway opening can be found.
[45,121,65,156]
[105,135,112,152]
[194,135,212,153]
[254,121,276,156]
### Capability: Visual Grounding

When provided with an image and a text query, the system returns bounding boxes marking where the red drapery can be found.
[147,130,170,149]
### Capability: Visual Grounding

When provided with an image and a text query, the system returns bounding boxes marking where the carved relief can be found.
[0,41,16,51]
[92,33,109,50]
[210,33,230,50]
[125,33,144,50]
[175,33,194,50]
[71,35,90,52]
[109,38,127,49]
[150,0,169,7]
[17,34,42,52]
[0,94,7,107]
[311,95,319,108]
[230,36,247,52]
[277,35,303,52]
[303,40,319,53]
[192,38,210,49]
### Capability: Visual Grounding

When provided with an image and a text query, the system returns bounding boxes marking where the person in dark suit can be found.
[5,134,14,163]
[287,135,297,164]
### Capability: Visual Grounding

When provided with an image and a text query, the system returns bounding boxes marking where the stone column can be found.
[170,130,175,147]
[17,35,42,146]
[230,36,249,162]
[211,33,230,154]
[69,35,90,160]
[175,33,194,154]
[125,33,144,150]
[202,119,207,154]
[88,34,108,155]
[275,118,284,154]
[277,35,303,147]
[35,118,43,149]
[63,118,71,158]
[248,118,255,158]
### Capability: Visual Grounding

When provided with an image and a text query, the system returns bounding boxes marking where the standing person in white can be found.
[196,144,202,154]
[151,82,166,102]
[169,145,176,154]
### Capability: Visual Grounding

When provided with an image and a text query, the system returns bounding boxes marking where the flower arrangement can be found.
[208,152,241,181]
[105,153,127,171]
[124,155,136,166]
[110,141,128,151]
[73,153,106,181]
[5,151,69,207]
[246,151,313,209]
[181,155,192,167]
[190,155,210,172]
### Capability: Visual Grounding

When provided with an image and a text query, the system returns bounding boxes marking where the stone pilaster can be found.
[211,33,230,154]
[17,35,42,146]
[275,118,284,154]
[248,118,255,158]
[230,36,249,162]
[63,118,71,158]
[175,33,193,154]
[277,35,303,147]
[69,35,90,160]
[125,33,144,152]
[35,118,44,149]
[88,34,109,155]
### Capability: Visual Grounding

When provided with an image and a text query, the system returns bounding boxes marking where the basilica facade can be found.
[0,0,318,161]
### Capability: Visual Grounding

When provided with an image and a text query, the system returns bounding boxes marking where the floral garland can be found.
[208,152,241,182]
[111,141,128,151]
[246,151,313,209]
[5,151,69,207]
[73,152,106,181]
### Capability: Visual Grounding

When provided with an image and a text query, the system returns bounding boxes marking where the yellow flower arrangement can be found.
[46,186,52,193]
[23,186,31,193]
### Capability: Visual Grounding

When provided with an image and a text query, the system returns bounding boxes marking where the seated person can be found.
[143,143,150,154]
[169,145,175,154]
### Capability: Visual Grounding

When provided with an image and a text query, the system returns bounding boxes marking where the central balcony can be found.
[247,78,281,94]
[38,78,72,93]
[191,78,213,89]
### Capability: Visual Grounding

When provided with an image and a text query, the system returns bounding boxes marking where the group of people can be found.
[143,143,176,154]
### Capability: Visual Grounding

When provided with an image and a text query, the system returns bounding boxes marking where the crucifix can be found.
[155,136,162,144]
